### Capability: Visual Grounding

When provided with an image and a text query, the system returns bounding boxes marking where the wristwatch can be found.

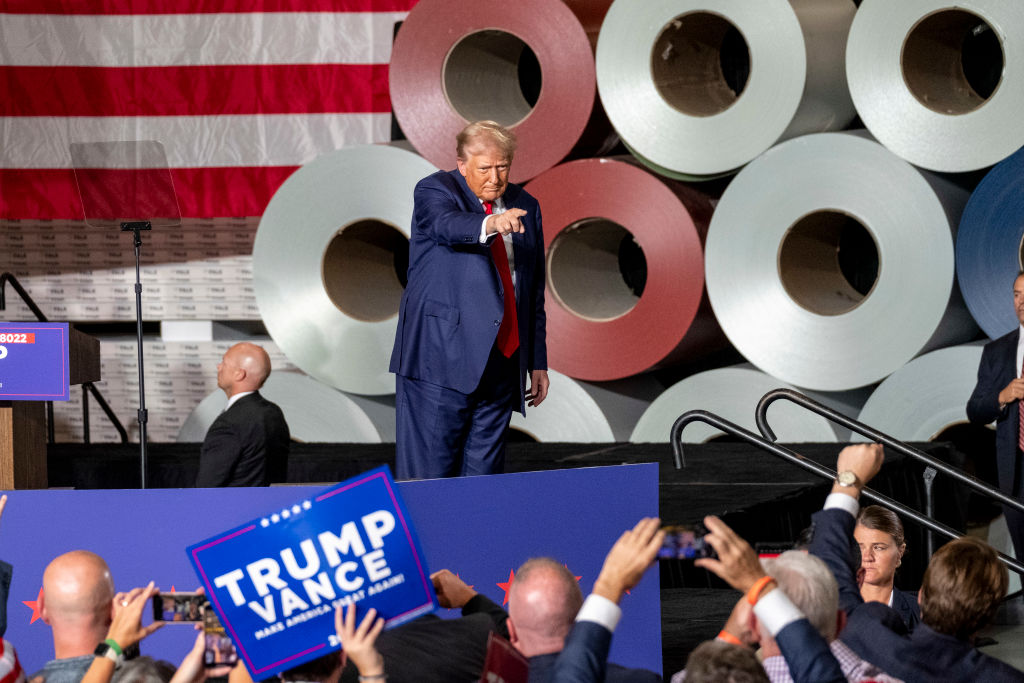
[836,471,859,488]
[94,639,124,664]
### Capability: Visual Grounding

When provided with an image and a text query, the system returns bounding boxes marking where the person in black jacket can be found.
[196,342,290,487]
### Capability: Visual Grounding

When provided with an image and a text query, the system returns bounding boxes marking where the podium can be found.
[0,326,100,489]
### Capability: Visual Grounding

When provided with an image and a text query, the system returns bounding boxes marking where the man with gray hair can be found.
[390,119,549,479]
[746,551,898,683]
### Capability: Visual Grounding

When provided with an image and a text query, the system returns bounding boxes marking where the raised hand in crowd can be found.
[169,630,237,683]
[430,569,478,609]
[696,516,772,595]
[696,516,846,683]
[719,594,758,649]
[832,443,884,498]
[593,517,664,604]
[80,582,162,683]
[335,603,385,680]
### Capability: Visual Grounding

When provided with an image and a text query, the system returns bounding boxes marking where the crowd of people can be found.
[3,444,1022,682]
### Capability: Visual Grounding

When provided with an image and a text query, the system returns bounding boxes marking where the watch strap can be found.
[104,638,123,657]
[94,639,124,664]
[836,470,858,487]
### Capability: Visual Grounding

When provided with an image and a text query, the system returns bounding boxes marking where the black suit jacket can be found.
[967,329,1020,495]
[339,594,506,683]
[811,507,1024,682]
[196,391,290,487]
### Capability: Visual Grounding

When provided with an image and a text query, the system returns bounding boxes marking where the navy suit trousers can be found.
[395,346,518,479]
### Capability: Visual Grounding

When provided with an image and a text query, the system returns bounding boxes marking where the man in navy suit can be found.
[196,342,290,487]
[967,270,1024,560]
[390,120,549,479]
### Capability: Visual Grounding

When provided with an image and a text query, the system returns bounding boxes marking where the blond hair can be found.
[456,120,517,160]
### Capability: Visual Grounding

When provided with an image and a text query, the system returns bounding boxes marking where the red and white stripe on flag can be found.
[0,0,416,219]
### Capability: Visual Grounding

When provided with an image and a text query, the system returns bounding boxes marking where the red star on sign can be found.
[496,569,516,605]
[564,565,582,582]
[23,587,43,624]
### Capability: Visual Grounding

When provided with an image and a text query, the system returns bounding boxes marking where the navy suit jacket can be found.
[549,620,612,683]
[544,618,664,682]
[389,169,546,412]
[528,653,661,683]
[891,587,921,633]
[967,329,1021,495]
[548,614,840,683]
[811,507,1024,682]
[196,391,290,487]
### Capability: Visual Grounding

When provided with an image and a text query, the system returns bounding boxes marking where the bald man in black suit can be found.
[196,342,290,487]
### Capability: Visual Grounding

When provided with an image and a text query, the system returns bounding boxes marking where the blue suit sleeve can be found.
[967,341,1010,425]
[550,620,611,683]
[809,508,863,614]
[775,619,845,683]
[413,178,490,248]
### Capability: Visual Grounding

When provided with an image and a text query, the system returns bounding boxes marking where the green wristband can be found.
[104,638,123,657]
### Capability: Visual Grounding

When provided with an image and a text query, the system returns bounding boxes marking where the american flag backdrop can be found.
[0,0,416,219]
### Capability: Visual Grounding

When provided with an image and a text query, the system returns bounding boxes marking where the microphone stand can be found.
[121,220,151,488]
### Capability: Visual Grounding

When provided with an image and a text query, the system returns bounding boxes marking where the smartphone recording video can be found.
[151,592,206,623]
[658,524,718,560]
[203,609,239,668]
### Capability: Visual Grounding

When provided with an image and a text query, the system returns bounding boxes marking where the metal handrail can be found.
[83,382,130,444]
[1,271,130,444]
[670,408,1024,576]
[754,388,1024,514]
[0,272,48,322]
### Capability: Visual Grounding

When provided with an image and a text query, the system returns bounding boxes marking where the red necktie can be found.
[1018,355,1024,452]
[483,201,519,357]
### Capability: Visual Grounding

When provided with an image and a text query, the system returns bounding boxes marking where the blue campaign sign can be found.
[187,466,438,678]
[0,322,70,401]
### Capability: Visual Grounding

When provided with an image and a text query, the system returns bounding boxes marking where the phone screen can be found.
[151,592,206,623]
[203,609,239,668]
[658,524,717,560]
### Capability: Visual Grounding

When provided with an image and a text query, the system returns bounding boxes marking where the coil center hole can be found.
[778,210,879,316]
[322,220,408,323]
[901,9,1003,115]
[650,11,750,117]
[443,30,542,127]
[547,218,647,321]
